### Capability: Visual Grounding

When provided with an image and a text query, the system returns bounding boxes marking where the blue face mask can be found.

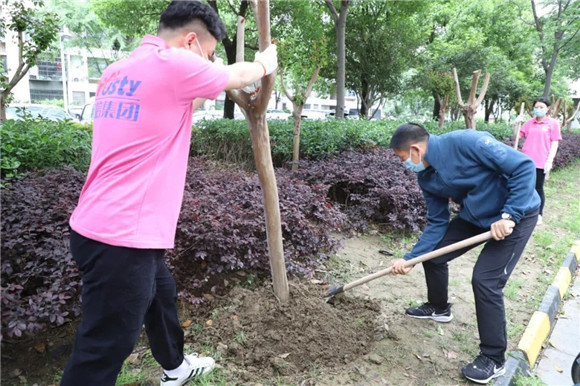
[404,149,426,173]
[533,108,546,117]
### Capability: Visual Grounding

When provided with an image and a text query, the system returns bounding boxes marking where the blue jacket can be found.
[404,130,540,260]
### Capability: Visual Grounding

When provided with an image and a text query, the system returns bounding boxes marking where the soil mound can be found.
[194,280,382,382]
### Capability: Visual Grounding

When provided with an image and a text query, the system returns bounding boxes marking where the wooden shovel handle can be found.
[342,231,492,293]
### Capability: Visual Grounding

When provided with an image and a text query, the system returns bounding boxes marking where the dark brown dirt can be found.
[190,280,383,383]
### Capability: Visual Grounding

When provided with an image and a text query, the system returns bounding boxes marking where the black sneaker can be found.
[462,353,505,384]
[405,302,453,322]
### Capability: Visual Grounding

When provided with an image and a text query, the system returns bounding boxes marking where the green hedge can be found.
[0,119,92,178]
[0,116,514,177]
[192,118,514,168]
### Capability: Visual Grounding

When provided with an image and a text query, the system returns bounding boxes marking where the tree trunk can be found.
[433,91,441,120]
[325,0,349,120]
[360,79,369,117]
[542,57,556,99]
[291,104,304,171]
[463,108,476,129]
[227,0,289,303]
[335,3,348,119]
[0,92,7,122]
[453,68,490,130]
[246,115,288,302]
[484,99,493,123]
[437,94,448,129]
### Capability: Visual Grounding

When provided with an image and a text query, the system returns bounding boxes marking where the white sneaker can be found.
[537,215,543,225]
[160,353,215,385]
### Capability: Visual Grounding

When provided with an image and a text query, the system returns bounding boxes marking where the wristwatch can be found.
[501,213,514,222]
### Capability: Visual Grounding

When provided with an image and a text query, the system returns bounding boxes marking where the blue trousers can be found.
[422,208,539,364]
[61,230,184,386]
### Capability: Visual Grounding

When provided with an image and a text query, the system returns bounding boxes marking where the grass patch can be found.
[505,279,524,300]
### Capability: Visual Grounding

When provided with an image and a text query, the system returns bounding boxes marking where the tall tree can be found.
[0,0,60,122]
[530,0,580,98]
[345,0,429,118]
[324,0,349,119]
[273,1,329,169]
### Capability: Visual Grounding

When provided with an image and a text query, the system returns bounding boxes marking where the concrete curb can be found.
[493,241,580,386]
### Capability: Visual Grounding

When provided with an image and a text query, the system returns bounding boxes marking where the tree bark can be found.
[433,91,441,120]
[291,104,304,170]
[453,68,490,130]
[325,0,349,119]
[227,0,289,303]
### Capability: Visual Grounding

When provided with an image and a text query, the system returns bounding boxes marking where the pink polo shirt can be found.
[70,35,230,249]
[520,116,561,169]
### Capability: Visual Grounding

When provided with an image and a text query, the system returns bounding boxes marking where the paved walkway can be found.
[536,275,580,385]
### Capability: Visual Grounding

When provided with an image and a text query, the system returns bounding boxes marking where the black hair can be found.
[159,1,226,41]
[533,97,551,107]
[389,122,429,150]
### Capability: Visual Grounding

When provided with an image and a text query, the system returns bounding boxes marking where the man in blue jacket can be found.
[390,123,540,384]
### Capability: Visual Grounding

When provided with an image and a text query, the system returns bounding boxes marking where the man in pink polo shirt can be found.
[61,2,277,385]
[519,97,561,225]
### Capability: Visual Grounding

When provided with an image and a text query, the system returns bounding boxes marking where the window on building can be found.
[36,60,62,81]
[88,57,109,81]
[30,89,64,103]
[72,91,86,106]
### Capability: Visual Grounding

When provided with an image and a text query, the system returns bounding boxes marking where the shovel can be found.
[325,231,492,298]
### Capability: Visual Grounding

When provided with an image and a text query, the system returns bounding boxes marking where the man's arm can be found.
[223,44,278,90]
[392,190,449,275]
[192,98,206,111]
[404,190,450,260]
[463,132,537,223]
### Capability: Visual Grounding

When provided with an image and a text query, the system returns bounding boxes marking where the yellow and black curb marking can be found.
[494,241,579,386]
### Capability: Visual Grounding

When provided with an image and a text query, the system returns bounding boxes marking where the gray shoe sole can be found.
[463,366,506,384]
[406,312,453,323]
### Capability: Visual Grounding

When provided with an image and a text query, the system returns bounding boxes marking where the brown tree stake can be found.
[453,68,490,130]
[226,0,289,303]
[513,102,525,150]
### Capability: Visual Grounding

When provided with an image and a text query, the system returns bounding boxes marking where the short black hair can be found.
[533,97,551,107]
[159,1,226,41]
[390,123,429,150]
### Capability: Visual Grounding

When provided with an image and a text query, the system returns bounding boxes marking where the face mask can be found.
[404,148,426,173]
[194,38,208,61]
[533,108,546,117]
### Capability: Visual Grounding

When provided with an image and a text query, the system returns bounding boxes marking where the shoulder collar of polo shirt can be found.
[141,35,170,49]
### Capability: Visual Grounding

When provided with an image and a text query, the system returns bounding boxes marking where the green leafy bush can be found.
[0,118,92,177]
[191,118,515,168]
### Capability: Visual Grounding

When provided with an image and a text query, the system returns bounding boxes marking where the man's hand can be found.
[490,219,515,240]
[544,159,553,174]
[391,258,413,275]
[254,44,278,76]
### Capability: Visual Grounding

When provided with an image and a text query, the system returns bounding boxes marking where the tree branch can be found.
[304,66,320,100]
[474,72,491,107]
[278,67,295,102]
[453,68,465,106]
[324,0,339,22]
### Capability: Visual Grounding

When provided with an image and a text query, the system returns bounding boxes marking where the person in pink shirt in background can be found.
[519,97,562,225]
[61,1,277,385]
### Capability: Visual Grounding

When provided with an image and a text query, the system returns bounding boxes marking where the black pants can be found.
[535,169,546,215]
[61,231,184,386]
[422,208,538,365]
